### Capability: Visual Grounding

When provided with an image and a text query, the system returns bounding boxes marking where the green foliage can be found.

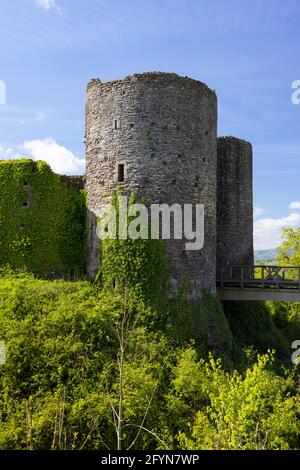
[0,159,86,275]
[222,301,290,363]
[97,190,170,313]
[1,218,300,449]
[170,350,300,450]
[277,227,300,268]
[270,227,300,347]
[0,272,172,449]
[0,272,299,450]
[169,289,234,360]
[268,301,300,343]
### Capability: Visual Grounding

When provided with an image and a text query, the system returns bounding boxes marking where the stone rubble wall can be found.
[217,136,254,273]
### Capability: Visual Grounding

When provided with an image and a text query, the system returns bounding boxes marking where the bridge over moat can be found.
[217,266,300,302]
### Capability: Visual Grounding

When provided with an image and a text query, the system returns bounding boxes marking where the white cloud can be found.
[289,201,300,210]
[22,138,85,175]
[254,213,300,250]
[35,0,61,13]
[0,139,85,175]
[254,206,264,218]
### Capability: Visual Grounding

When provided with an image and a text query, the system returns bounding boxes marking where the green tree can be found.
[167,349,300,450]
[271,227,300,342]
[277,227,300,276]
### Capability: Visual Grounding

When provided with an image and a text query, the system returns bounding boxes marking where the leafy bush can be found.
[173,350,300,450]
[0,272,299,450]
[268,301,300,343]
[222,300,290,362]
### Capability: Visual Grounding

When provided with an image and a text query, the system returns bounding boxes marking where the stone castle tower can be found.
[85,72,253,296]
[217,136,253,271]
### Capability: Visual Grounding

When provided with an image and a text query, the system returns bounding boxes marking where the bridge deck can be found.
[217,265,300,302]
[217,287,300,302]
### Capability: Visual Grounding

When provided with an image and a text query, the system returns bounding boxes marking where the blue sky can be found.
[0,0,299,249]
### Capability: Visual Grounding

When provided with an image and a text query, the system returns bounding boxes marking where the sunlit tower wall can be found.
[216,136,254,272]
[85,72,217,296]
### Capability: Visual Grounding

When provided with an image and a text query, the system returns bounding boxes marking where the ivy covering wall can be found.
[0,159,86,275]
[98,191,168,296]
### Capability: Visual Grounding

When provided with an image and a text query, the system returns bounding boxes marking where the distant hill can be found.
[254,249,279,264]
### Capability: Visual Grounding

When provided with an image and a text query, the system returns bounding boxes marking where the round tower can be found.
[217,136,254,271]
[85,72,217,296]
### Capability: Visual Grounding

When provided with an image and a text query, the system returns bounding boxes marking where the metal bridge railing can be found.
[217,265,300,290]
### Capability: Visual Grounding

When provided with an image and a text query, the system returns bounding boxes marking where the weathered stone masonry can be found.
[217,136,253,271]
[85,71,254,296]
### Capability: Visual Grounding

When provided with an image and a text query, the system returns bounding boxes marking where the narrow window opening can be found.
[130,123,134,128]
[118,164,125,182]
[114,120,120,130]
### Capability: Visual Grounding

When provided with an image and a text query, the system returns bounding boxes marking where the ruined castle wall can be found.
[60,175,85,191]
[85,72,218,295]
[217,136,254,271]
[0,159,86,275]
